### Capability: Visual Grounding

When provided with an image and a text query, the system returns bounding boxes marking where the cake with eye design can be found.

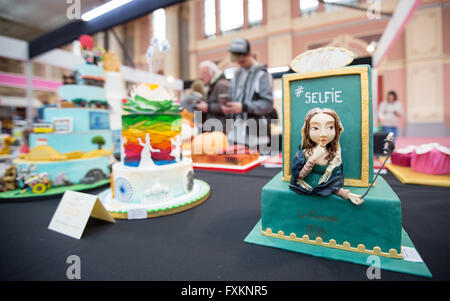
[245,48,431,277]
[98,83,210,219]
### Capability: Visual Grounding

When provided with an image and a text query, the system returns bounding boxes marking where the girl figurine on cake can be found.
[289,108,364,205]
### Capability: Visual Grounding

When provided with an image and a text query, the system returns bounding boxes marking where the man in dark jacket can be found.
[224,38,274,149]
[195,60,230,133]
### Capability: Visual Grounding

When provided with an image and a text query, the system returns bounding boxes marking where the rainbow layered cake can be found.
[100,83,210,219]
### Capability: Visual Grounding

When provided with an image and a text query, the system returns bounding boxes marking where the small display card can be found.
[401,246,424,263]
[48,190,115,239]
[127,208,148,220]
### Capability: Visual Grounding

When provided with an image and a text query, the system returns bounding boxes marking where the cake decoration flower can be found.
[122,83,179,114]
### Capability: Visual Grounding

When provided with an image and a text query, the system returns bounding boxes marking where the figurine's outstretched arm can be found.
[137,137,144,147]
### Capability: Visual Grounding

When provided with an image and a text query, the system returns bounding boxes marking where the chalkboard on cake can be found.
[282,65,373,187]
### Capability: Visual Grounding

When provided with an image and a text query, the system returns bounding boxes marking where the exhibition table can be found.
[0,167,449,281]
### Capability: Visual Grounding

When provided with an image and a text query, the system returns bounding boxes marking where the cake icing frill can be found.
[122,83,180,114]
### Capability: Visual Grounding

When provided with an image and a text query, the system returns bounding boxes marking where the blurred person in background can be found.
[36,94,56,123]
[195,60,229,132]
[19,128,31,154]
[181,79,205,113]
[225,38,274,148]
[378,90,403,138]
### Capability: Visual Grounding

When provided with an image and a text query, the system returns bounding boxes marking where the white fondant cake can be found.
[112,158,194,205]
[102,82,209,218]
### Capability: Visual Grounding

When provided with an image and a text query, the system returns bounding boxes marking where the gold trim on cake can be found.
[282,67,370,187]
[261,227,402,259]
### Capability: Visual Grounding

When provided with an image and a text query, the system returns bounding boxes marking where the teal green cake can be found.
[259,63,403,259]
[261,172,402,258]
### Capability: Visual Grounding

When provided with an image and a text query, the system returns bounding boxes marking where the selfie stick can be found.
[361,132,395,199]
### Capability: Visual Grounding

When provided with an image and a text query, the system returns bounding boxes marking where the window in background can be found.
[248,0,263,26]
[323,0,359,12]
[204,0,216,37]
[220,0,244,33]
[299,0,319,16]
[152,8,166,40]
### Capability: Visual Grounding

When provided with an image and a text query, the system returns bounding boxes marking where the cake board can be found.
[245,219,432,278]
[192,157,265,173]
[98,179,210,219]
[386,164,450,187]
[0,179,110,201]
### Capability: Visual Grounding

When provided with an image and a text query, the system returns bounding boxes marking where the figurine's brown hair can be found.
[301,108,343,163]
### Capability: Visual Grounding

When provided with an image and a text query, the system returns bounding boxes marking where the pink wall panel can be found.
[249,40,268,65]
[444,63,450,128]
[443,6,450,55]
[292,18,388,55]
[194,39,268,77]
[0,72,61,92]
[387,32,405,61]
[196,48,229,64]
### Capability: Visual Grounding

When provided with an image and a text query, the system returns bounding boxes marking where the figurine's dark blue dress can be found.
[289,146,345,196]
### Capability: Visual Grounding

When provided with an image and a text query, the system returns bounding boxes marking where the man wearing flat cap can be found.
[223,38,274,149]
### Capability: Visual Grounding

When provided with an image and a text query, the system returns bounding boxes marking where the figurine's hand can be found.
[348,193,364,205]
[310,145,327,162]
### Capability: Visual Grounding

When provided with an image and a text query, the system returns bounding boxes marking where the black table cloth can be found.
[0,167,449,280]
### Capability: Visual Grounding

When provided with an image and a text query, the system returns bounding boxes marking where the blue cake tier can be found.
[59,84,106,103]
[30,130,112,154]
[43,108,110,132]
[14,156,110,185]
[261,172,402,258]
[73,64,104,77]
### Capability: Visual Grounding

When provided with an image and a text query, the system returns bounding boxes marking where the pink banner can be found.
[0,72,61,91]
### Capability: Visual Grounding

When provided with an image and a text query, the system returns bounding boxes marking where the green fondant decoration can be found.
[122,114,181,131]
[123,94,180,114]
